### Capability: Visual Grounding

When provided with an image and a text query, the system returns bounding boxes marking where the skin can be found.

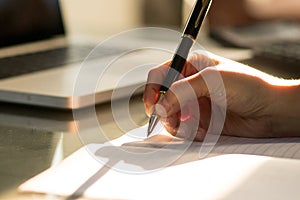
[245,0,300,20]
[208,0,300,28]
[143,51,300,141]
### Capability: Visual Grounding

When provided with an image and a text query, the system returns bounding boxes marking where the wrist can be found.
[270,83,300,137]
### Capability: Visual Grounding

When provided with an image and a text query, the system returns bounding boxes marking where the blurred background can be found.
[60,0,300,37]
[60,0,183,37]
[0,0,298,75]
[59,0,300,78]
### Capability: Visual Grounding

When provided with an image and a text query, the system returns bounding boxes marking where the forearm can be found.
[270,82,300,137]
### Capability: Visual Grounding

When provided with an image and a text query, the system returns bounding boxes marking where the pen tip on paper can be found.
[147,114,159,137]
[147,130,151,138]
[147,126,153,137]
[147,123,153,137]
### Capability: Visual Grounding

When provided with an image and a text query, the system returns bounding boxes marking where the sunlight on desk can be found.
[19,124,300,200]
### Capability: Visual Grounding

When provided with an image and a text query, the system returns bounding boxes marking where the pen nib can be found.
[147,114,159,137]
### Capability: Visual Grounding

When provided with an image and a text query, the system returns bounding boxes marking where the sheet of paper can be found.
[212,136,300,159]
[19,124,300,200]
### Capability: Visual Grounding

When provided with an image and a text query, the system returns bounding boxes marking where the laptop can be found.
[0,0,176,109]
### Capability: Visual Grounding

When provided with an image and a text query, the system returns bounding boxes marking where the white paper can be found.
[19,124,300,200]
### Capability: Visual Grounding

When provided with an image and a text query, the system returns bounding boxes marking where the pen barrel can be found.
[160,55,186,92]
[161,35,193,92]
[183,0,212,39]
[148,0,213,136]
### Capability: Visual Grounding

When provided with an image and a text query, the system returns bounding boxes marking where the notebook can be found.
[0,0,176,109]
[19,124,300,200]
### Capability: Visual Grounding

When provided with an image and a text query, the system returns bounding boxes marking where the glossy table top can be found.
[0,94,147,199]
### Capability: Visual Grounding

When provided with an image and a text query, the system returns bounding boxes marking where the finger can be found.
[163,112,207,141]
[161,113,180,136]
[175,98,211,141]
[194,97,212,141]
[156,69,211,118]
[195,128,207,141]
[184,51,219,77]
[143,62,170,115]
[176,112,200,140]
[144,51,220,116]
[161,98,212,141]
[198,96,211,131]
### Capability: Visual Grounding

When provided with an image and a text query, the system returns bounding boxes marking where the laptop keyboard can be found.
[241,40,300,79]
[253,40,300,64]
[0,45,121,79]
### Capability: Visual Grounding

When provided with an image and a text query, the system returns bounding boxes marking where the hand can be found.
[143,51,300,141]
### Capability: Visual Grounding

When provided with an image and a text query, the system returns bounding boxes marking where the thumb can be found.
[187,51,219,72]
[155,70,209,118]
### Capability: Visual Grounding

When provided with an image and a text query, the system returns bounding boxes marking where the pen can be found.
[147,0,212,136]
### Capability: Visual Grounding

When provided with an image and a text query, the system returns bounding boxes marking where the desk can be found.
[0,94,147,200]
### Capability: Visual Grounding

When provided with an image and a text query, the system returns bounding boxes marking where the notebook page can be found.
[18,124,300,200]
[211,136,300,160]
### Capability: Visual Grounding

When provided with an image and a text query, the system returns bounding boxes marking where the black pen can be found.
[147,0,213,136]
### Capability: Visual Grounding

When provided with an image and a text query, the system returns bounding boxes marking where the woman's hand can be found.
[143,51,300,141]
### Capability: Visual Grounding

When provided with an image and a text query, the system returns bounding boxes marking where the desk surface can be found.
[0,94,147,200]
[4,92,300,200]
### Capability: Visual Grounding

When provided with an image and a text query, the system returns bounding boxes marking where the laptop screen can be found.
[0,0,65,48]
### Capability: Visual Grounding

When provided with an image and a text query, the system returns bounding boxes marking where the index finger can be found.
[143,51,218,116]
[143,61,170,116]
